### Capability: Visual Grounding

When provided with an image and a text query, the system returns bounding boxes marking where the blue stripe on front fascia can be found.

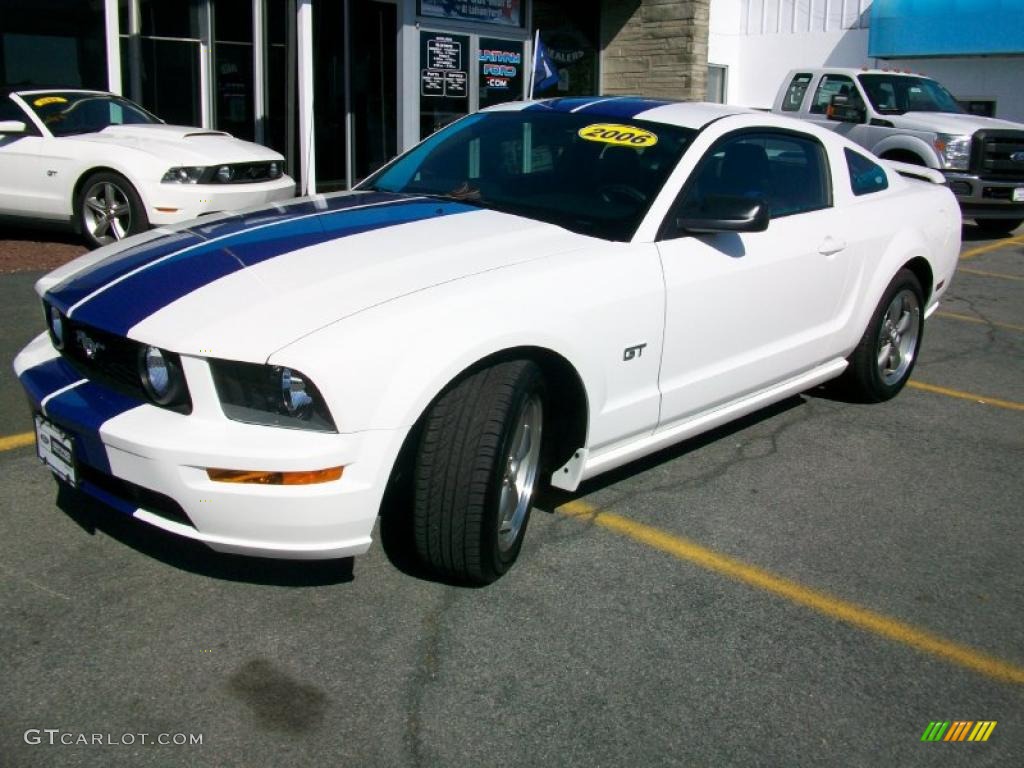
[79,479,139,517]
[47,231,205,314]
[18,357,80,408]
[65,198,476,335]
[41,380,142,473]
[575,98,675,119]
[20,357,143,474]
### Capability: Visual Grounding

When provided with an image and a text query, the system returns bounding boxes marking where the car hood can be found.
[73,124,284,164]
[892,111,1024,135]
[40,192,591,361]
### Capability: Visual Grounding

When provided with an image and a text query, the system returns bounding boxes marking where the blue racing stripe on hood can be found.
[58,197,477,336]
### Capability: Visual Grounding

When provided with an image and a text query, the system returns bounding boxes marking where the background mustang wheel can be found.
[413,360,545,584]
[845,268,924,402]
[77,172,148,248]
[974,218,1022,236]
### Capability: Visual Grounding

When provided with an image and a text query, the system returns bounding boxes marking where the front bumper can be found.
[943,171,1024,220]
[146,176,297,226]
[14,331,395,560]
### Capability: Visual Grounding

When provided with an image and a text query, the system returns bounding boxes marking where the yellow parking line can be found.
[958,267,1024,282]
[934,311,1024,334]
[0,432,35,452]
[559,500,1024,684]
[907,381,1024,412]
[959,233,1024,261]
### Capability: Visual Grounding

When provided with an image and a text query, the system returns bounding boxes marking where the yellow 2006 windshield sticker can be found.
[578,123,658,148]
[33,96,68,107]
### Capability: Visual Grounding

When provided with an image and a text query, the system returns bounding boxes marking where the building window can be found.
[1,0,107,89]
[213,0,255,141]
[707,65,728,104]
[533,0,598,97]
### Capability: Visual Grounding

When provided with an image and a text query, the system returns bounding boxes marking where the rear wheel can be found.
[975,218,1023,236]
[76,172,148,249]
[845,269,924,402]
[413,360,545,584]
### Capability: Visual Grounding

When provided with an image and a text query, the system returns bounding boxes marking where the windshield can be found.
[360,110,695,241]
[22,91,161,137]
[857,75,964,115]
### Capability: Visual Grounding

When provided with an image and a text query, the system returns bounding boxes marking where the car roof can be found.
[484,96,753,130]
[787,67,935,79]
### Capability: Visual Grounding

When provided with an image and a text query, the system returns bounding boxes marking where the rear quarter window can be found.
[845,148,889,196]
[781,73,813,112]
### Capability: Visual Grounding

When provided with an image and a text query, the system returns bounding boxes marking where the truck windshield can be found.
[857,75,964,115]
[360,110,695,241]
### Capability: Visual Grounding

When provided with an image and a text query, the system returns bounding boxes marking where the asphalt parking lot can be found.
[1,225,1022,767]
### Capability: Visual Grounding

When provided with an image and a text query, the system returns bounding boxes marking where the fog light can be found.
[216,165,234,183]
[48,305,64,349]
[141,346,172,401]
[269,162,281,179]
[206,467,343,485]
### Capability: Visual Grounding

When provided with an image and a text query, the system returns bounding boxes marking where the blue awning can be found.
[869,0,1024,58]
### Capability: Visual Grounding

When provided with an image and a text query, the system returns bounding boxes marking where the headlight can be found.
[933,134,971,171]
[215,165,235,183]
[138,345,187,406]
[161,166,205,184]
[209,359,336,432]
[46,303,65,350]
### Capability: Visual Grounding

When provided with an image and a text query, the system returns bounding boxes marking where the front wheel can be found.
[975,218,1023,236]
[76,172,148,248]
[844,269,924,402]
[413,360,546,584]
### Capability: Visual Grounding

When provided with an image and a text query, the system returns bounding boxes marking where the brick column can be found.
[600,0,710,100]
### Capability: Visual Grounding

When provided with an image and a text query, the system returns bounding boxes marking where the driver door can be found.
[654,129,852,427]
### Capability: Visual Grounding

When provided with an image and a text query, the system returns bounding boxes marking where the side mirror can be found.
[676,196,770,234]
[0,120,27,134]
[826,94,866,124]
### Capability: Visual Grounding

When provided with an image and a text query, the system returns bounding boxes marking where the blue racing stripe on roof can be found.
[574,97,675,119]
[523,97,606,113]
[60,198,476,336]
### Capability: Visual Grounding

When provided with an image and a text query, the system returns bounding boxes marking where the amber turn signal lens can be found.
[206,466,343,485]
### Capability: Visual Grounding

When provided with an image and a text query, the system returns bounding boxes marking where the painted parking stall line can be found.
[558,500,1024,684]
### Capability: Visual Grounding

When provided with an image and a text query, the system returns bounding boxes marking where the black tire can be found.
[975,218,1023,236]
[844,269,924,403]
[413,360,546,584]
[76,171,148,249]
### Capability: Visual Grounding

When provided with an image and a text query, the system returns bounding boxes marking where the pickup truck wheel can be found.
[76,172,148,249]
[975,218,1022,236]
[845,269,923,402]
[414,361,545,584]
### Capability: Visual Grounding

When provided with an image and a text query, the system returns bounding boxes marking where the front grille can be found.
[972,130,1024,180]
[52,311,192,414]
[204,161,283,184]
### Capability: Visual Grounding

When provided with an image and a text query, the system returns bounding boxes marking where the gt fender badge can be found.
[623,343,647,361]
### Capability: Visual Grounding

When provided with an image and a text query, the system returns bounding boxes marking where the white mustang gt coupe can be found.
[15,97,960,584]
[0,88,295,247]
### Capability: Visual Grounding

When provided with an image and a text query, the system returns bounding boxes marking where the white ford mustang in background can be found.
[14,97,960,584]
[0,88,295,247]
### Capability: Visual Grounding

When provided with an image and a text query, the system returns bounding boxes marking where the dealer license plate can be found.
[35,415,77,487]
[1013,187,1024,203]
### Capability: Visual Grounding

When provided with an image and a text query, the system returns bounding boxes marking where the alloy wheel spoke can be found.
[877,343,892,370]
[86,197,106,215]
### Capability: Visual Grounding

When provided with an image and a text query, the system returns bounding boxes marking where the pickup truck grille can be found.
[972,130,1024,180]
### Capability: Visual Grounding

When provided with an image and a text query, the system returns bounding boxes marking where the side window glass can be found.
[845,148,889,196]
[782,73,813,112]
[810,75,857,115]
[675,132,831,226]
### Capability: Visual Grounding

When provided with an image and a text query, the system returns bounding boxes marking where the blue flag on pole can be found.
[532,37,559,97]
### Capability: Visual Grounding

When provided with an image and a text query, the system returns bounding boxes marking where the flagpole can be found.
[528,29,540,100]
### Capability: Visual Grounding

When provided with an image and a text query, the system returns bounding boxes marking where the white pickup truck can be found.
[772,67,1024,235]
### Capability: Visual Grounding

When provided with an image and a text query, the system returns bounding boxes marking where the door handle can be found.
[817,236,846,256]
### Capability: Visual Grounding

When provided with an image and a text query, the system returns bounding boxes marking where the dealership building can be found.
[3,0,1021,193]
[0,0,709,193]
